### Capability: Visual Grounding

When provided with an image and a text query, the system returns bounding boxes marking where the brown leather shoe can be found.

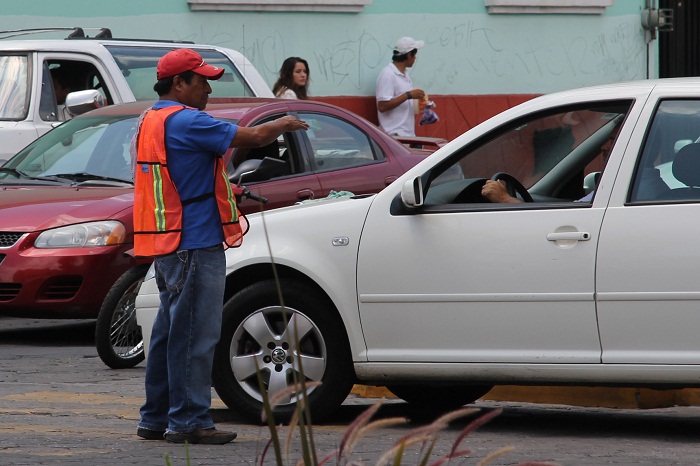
[165,428,237,445]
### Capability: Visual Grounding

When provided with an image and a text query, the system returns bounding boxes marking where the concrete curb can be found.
[351,385,700,409]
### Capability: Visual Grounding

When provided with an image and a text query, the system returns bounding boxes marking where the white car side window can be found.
[630,100,700,203]
[425,102,632,206]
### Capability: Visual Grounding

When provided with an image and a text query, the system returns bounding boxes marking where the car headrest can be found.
[249,140,279,159]
[672,143,700,187]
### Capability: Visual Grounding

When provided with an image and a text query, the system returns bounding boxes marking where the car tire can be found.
[95,264,150,369]
[213,278,354,424]
[386,384,493,410]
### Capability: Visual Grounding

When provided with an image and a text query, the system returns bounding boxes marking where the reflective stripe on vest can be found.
[152,163,166,232]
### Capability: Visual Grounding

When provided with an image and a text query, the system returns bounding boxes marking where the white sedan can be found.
[136,78,700,423]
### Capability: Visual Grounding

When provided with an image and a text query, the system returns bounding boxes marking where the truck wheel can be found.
[213,279,354,424]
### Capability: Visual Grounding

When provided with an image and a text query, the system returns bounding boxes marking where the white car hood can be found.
[231,194,376,271]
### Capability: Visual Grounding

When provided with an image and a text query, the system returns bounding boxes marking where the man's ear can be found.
[172,75,185,91]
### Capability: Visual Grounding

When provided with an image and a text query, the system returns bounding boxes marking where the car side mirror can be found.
[65,90,105,116]
[231,156,286,185]
[401,176,424,207]
[583,171,601,195]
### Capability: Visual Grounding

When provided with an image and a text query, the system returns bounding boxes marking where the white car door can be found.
[597,96,700,365]
[357,101,634,364]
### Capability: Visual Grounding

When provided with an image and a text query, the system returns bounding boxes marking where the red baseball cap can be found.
[156,48,225,80]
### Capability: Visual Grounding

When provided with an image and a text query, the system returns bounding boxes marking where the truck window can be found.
[0,54,30,121]
[41,60,112,122]
[104,46,255,100]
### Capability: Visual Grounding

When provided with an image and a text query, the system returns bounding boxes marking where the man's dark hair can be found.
[392,49,417,63]
[153,70,196,96]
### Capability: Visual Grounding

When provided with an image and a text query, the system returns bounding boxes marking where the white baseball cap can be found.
[394,36,425,55]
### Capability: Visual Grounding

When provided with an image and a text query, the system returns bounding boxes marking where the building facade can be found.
[0,1,664,139]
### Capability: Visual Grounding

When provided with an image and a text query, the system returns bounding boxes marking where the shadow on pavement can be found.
[212,398,700,442]
[0,316,96,346]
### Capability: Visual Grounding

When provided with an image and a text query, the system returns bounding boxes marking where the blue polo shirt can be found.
[155,100,238,250]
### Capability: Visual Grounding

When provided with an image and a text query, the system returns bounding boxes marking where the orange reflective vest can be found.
[133,105,246,257]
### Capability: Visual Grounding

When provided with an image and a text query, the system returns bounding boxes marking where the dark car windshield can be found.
[0,112,242,185]
[1,114,139,184]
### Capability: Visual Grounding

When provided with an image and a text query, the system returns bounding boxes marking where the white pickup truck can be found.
[0,27,272,161]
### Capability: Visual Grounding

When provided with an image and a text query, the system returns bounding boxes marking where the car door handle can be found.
[546,232,591,241]
[297,189,315,201]
[384,176,398,186]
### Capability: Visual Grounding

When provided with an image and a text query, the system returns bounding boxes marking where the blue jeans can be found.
[138,245,225,433]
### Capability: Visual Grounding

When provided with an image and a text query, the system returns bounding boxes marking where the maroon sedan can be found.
[0,97,437,369]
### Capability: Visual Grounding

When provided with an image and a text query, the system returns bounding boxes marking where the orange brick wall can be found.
[314,94,540,142]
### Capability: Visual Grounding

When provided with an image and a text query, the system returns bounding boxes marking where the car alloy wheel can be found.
[213,279,353,424]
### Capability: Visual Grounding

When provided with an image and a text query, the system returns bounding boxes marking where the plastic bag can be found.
[419,100,439,126]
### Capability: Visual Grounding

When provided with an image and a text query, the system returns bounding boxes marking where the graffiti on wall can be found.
[167,15,647,96]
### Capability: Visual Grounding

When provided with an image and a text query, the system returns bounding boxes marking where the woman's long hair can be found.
[272,57,310,100]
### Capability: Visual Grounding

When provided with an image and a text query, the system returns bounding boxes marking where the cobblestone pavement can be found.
[3,316,700,465]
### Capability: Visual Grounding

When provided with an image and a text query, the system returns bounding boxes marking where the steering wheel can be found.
[491,172,533,202]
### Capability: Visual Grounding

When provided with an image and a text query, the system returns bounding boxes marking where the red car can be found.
[0,97,438,368]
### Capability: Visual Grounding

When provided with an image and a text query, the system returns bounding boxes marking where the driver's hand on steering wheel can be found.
[482,179,522,203]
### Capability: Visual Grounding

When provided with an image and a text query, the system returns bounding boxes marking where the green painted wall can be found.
[0,0,641,16]
[0,0,188,15]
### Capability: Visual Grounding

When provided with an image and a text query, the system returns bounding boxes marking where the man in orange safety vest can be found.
[133,48,308,445]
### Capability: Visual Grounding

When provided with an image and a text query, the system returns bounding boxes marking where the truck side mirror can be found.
[65,90,105,117]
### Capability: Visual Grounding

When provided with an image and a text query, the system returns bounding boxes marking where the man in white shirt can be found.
[375,36,426,137]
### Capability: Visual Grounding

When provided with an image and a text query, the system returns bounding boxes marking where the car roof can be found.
[537,77,700,101]
[500,77,700,120]
[76,97,365,121]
